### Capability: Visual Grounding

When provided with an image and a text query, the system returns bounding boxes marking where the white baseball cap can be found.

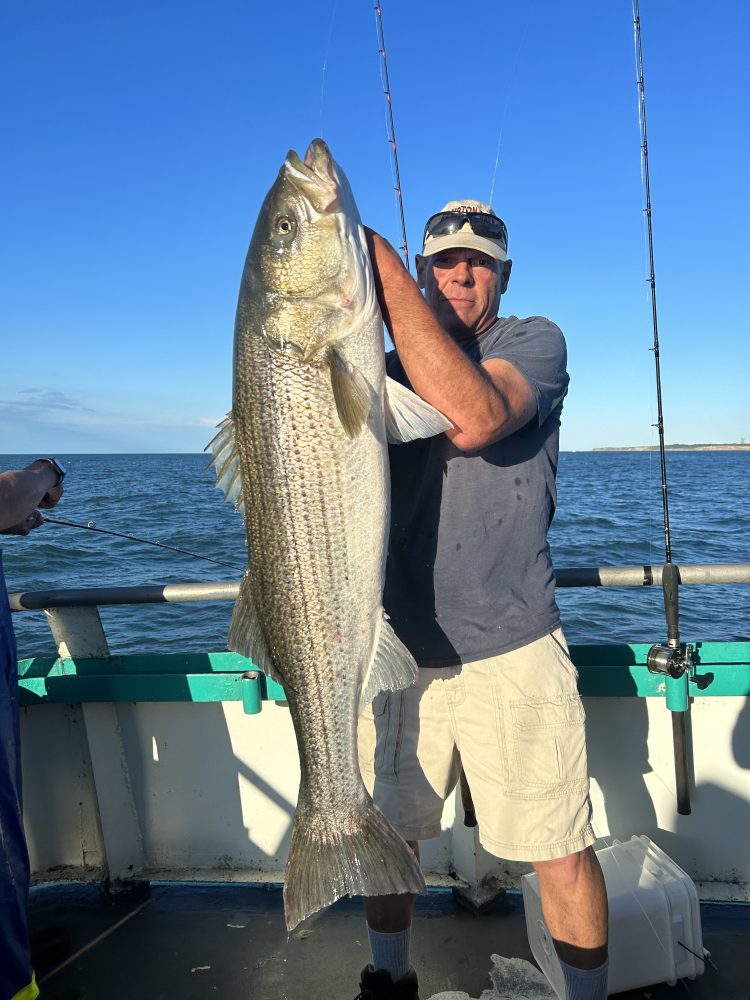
[421,199,508,261]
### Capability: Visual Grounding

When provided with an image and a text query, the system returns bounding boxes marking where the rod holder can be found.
[648,563,693,815]
[241,671,262,715]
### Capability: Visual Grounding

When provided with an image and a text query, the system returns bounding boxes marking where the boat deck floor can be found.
[28,881,749,1000]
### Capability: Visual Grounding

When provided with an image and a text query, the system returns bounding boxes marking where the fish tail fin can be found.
[283,798,425,930]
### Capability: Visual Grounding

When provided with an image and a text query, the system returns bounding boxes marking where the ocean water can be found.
[2,451,748,658]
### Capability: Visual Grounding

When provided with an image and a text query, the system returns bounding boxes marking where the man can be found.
[356,203,608,1000]
[1,458,66,1000]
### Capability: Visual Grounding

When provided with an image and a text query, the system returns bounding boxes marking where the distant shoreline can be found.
[592,444,750,452]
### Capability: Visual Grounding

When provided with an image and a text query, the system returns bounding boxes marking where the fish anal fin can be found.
[329,348,371,438]
[228,573,284,686]
[359,615,418,713]
[384,377,453,444]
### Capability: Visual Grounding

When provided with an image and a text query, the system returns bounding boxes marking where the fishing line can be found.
[373,2,410,270]
[43,516,244,572]
[488,10,530,208]
[37,899,152,984]
[319,0,340,137]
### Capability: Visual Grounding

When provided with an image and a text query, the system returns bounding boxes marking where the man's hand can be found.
[1,511,45,536]
[38,483,64,510]
[0,463,65,532]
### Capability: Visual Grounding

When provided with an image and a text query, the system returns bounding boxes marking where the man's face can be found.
[416,247,511,340]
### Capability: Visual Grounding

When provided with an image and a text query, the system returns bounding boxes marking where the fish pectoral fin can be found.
[329,348,371,438]
[359,614,418,712]
[204,411,245,515]
[384,377,453,444]
[228,573,284,686]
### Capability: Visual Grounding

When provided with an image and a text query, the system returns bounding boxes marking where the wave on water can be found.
[2,451,748,657]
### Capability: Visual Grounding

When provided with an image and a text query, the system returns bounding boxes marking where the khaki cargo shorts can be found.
[358,628,594,862]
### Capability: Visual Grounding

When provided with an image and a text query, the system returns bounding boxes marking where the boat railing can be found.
[8,562,750,613]
[8,564,750,896]
[8,562,750,709]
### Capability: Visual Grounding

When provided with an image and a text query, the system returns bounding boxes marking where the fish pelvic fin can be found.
[329,347,371,438]
[359,614,418,713]
[283,798,426,930]
[228,573,284,686]
[204,412,245,514]
[384,376,453,444]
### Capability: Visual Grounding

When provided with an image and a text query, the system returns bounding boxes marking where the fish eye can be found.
[275,215,296,237]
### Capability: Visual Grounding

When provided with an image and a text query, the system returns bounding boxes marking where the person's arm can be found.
[366,230,535,451]
[0,462,64,533]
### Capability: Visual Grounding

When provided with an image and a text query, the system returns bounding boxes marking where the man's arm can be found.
[366,230,535,452]
[0,462,64,533]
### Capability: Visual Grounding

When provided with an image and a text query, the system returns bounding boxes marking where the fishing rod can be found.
[634,0,672,566]
[374,3,477,830]
[374,2,410,271]
[43,516,244,572]
[633,0,694,816]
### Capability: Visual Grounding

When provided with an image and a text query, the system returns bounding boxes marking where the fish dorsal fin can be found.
[329,348,371,438]
[359,613,418,713]
[228,573,285,687]
[384,377,453,444]
[205,412,245,514]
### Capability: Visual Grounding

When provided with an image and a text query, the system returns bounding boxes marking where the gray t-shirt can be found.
[384,315,569,666]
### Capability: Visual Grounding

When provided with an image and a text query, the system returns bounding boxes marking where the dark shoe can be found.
[355,964,420,1000]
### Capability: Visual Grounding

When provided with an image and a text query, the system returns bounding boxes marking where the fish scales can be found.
[235,354,383,686]
[208,138,452,929]
[236,350,381,800]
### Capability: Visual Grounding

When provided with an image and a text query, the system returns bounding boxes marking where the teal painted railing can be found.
[17,642,750,713]
[11,575,750,712]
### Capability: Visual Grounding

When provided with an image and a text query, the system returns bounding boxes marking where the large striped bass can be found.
[208,138,451,929]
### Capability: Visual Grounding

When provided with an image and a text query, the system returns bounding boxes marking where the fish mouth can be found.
[282,139,340,217]
[303,138,335,175]
[268,288,352,307]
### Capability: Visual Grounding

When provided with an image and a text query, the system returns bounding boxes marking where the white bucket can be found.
[521,835,707,997]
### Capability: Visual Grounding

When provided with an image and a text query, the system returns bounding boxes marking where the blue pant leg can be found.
[0,557,38,1000]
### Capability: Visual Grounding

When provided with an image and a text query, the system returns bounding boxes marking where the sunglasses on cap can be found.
[423,210,508,251]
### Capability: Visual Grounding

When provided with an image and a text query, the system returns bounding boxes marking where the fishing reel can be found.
[647,640,694,679]
[647,563,695,678]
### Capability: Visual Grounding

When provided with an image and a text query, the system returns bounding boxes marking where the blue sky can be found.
[1,1,748,453]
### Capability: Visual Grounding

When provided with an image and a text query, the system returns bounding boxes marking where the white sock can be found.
[367,925,411,983]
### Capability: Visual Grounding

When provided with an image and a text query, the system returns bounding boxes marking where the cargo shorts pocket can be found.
[370,690,404,782]
[508,694,587,799]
